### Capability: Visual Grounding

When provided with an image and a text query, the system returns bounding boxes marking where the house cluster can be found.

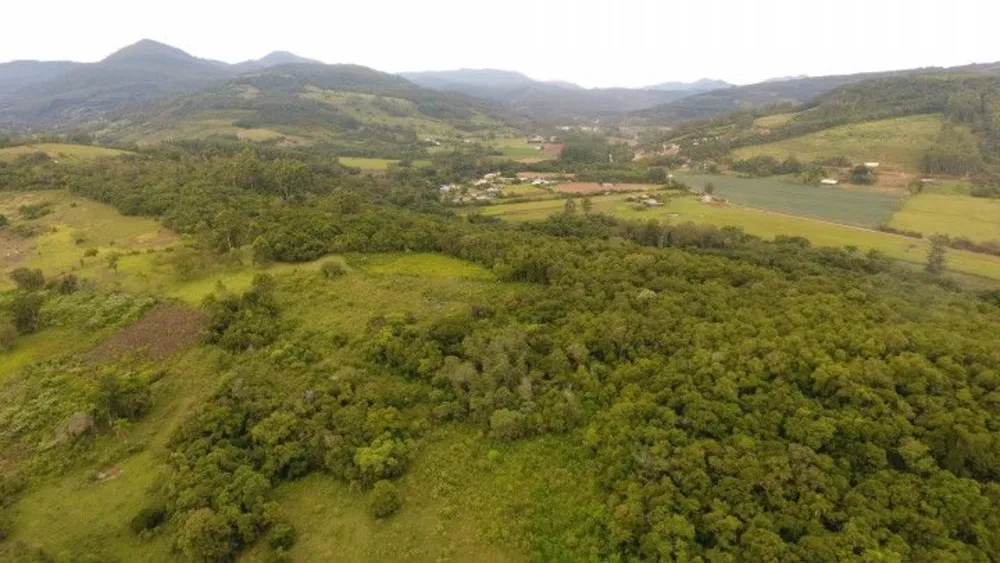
[440,172,524,204]
[526,135,559,144]
[626,194,665,208]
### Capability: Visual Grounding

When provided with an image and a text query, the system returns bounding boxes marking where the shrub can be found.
[0,320,17,351]
[18,202,52,220]
[11,292,43,334]
[9,267,45,291]
[320,261,346,278]
[370,480,401,519]
[490,408,527,441]
[0,214,7,227]
[84,248,99,257]
[268,522,297,550]
[130,505,167,534]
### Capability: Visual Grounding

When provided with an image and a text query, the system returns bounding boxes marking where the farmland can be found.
[732,114,945,172]
[674,172,902,227]
[479,193,1000,280]
[0,143,127,163]
[337,157,431,170]
[888,193,1000,242]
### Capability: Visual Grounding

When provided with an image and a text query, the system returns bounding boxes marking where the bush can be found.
[18,202,52,220]
[370,480,401,519]
[268,521,297,550]
[130,506,167,534]
[11,292,43,334]
[9,267,45,291]
[84,248,99,258]
[490,408,527,441]
[320,261,346,278]
[0,320,17,352]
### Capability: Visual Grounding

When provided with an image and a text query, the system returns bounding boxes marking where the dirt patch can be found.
[554,183,655,194]
[95,466,123,482]
[0,230,35,270]
[542,143,563,157]
[85,304,209,364]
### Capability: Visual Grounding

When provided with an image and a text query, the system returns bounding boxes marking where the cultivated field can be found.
[479,194,1000,281]
[0,143,126,163]
[888,193,1000,242]
[554,182,659,194]
[732,114,946,173]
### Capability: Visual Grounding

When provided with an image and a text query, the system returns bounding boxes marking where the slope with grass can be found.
[888,193,1000,242]
[731,114,946,173]
[0,143,127,163]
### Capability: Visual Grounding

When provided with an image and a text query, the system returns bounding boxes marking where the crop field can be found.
[554,182,659,194]
[502,185,552,198]
[479,194,1000,281]
[888,193,1000,242]
[732,114,945,172]
[0,143,126,163]
[675,173,901,227]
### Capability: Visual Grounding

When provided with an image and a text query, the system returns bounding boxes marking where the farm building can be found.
[644,197,664,207]
[601,182,616,189]
[821,179,839,186]
[864,162,880,169]
[701,194,714,204]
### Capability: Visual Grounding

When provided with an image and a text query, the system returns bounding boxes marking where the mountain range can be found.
[3,39,1000,141]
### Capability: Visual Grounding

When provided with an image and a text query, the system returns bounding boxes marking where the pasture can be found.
[0,143,126,163]
[554,182,660,194]
[479,194,1000,281]
[888,193,1000,242]
[337,157,432,170]
[732,114,945,173]
[675,173,901,227]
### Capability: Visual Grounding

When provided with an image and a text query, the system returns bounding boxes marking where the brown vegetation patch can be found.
[554,183,656,194]
[0,230,34,269]
[85,304,209,364]
[542,143,564,157]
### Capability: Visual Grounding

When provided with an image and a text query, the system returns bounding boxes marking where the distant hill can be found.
[763,74,809,83]
[0,61,82,100]
[401,68,690,122]
[0,41,330,131]
[103,63,507,154]
[647,78,732,92]
[234,51,323,72]
[635,61,1000,124]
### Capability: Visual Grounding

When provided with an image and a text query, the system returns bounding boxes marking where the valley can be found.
[3,28,1000,563]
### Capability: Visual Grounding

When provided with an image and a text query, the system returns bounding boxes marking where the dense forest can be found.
[2,146,1000,561]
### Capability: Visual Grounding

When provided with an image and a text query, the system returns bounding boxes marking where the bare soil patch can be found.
[85,304,209,363]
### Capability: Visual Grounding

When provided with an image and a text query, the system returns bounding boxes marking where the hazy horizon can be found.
[3,0,999,88]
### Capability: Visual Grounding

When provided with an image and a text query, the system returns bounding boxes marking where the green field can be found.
[675,172,902,227]
[753,112,801,128]
[733,114,945,172]
[480,194,1000,281]
[889,193,1000,242]
[0,143,126,163]
[337,157,432,170]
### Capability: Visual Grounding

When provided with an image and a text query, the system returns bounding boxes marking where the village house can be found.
[701,194,714,204]
[821,179,839,186]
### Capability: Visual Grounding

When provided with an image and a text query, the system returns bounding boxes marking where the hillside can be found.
[403,69,690,122]
[646,78,733,92]
[635,61,1000,124]
[0,41,339,133]
[3,146,1000,561]
[103,64,508,154]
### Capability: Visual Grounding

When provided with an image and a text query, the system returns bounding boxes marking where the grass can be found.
[0,190,178,289]
[889,193,1000,242]
[245,426,602,562]
[0,143,126,163]
[337,157,432,170]
[479,194,1000,281]
[503,185,552,198]
[356,253,496,280]
[675,172,902,227]
[753,112,801,128]
[733,114,946,172]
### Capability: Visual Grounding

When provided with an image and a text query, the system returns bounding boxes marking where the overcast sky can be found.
[2,0,998,88]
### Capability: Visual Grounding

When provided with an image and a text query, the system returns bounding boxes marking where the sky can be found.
[2,0,998,88]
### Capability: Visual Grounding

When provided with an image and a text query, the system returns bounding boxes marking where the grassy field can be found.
[889,193,1000,242]
[245,426,600,562]
[493,138,547,160]
[0,143,126,163]
[753,112,801,128]
[479,194,1000,281]
[0,190,178,289]
[337,157,432,170]
[733,114,945,172]
[675,172,902,227]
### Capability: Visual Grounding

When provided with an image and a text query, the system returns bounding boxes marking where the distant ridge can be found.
[647,78,733,92]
